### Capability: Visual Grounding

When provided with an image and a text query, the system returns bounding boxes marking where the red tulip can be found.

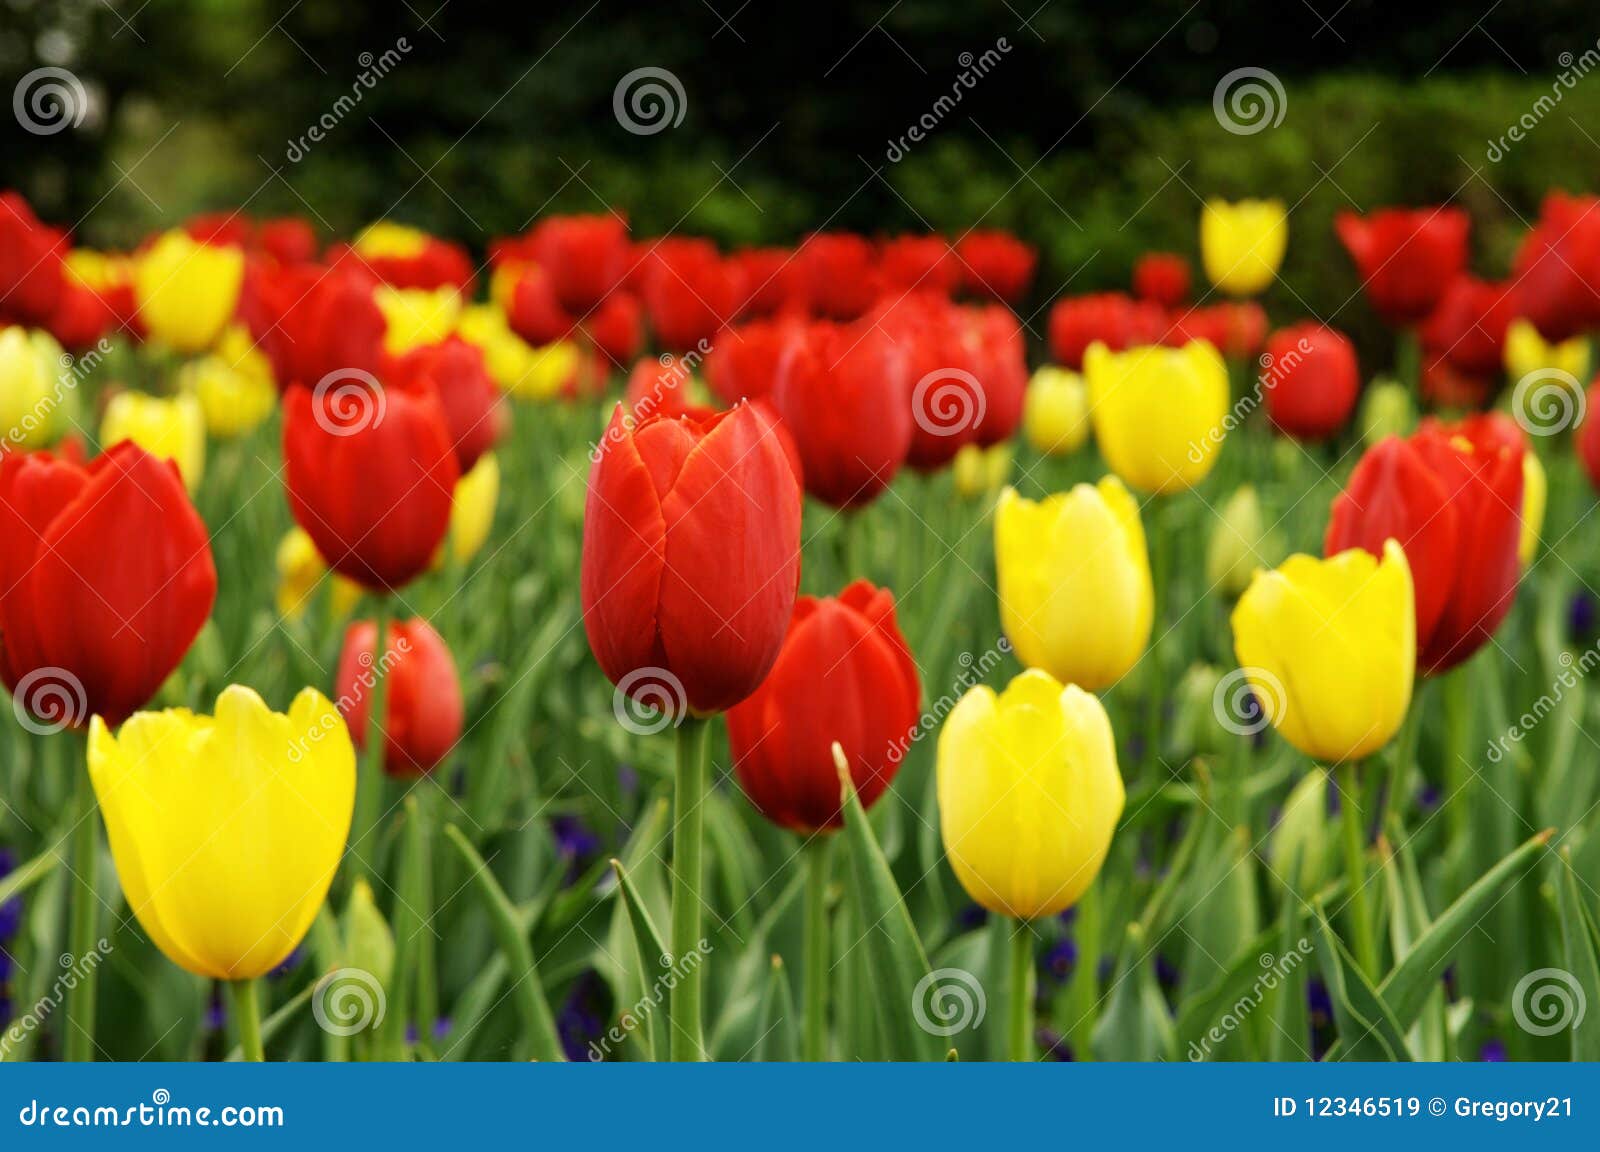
[955,230,1036,303]
[341,234,474,295]
[385,336,507,472]
[1166,302,1267,361]
[1420,276,1515,379]
[336,617,463,777]
[1510,193,1600,342]
[243,261,386,390]
[704,316,804,407]
[1580,379,1600,492]
[792,233,881,320]
[1325,420,1523,674]
[283,372,459,591]
[878,235,958,296]
[639,238,744,351]
[582,401,801,715]
[182,211,253,249]
[1132,252,1190,309]
[729,247,793,317]
[1261,323,1359,441]
[1047,292,1166,370]
[505,265,576,346]
[521,213,632,313]
[968,304,1027,447]
[771,321,911,508]
[1420,356,1494,410]
[583,290,643,365]
[47,278,119,351]
[876,294,982,471]
[0,443,215,726]
[1335,206,1470,327]
[0,191,67,327]
[727,580,921,832]
[259,217,319,266]
[624,356,709,422]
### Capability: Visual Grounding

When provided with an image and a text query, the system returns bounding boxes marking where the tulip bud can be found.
[336,618,463,777]
[1022,367,1089,456]
[342,879,395,991]
[1170,662,1224,759]
[1359,379,1414,445]
[1271,771,1332,895]
[1205,485,1274,599]
[952,442,1012,500]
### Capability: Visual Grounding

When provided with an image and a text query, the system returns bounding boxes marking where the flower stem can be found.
[802,836,831,1061]
[669,715,711,1061]
[1337,760,1378,978]
[1008,918,1035,1062]
[350,598,392,885]
[231,979,265,1062]
[65,750,98,1063]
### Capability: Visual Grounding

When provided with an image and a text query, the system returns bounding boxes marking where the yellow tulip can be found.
[446,451,499,564]
[0,325,71,448]
[353,220,431,260]
[1504,318,1589,386]
[65,248,134,296]
[87,684,356,979]
[1200,198,1288,297]
[1520,448,1546,566]
[275,527,362,619]
[179,327,278,439]
[996,478,1153,691]
[937,669,1125,919]
[133,230,244,353]
[100,391,206,491]
[952,442,1012,499]
[1023,366,1090,456]
[377,285,461,355]
[457,304,578,400]
[1231,540,1415,764]
[1084,339,1229,494]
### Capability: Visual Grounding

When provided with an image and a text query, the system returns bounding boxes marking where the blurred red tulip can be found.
[336,617,463,777]
[703,316,805,407]
[876,294,983,471]
[0,191,67,327]
[259,217,319,266]
[243,261,387,390]
[1262,323,1358,441]
[1132,252,1191,309]
[47,279,119,351]
[1166,301,1267,361]
[582,401,801,715]
[968,304,1027,447]
[283,372,459,591]
[1047,292,1166,370]
[1580,379,1600,491]
[506,265,576,346]
[386,336,507,472]
[624,356,707,422]
[521,213,632,313]
[727,580,921,832]
[183,211,253,249]
[792,233,881,320]
[0,444,215,726]
[1510,193,1600,342]
[1421,276,1515,379]
[1335,206,1470,327]
[341,234,474,295]
[878,235,958,296]
[583,290,643,364]
[729,247,794,317]
[955,230,1036,303]
[639,238,744,351]
[1420,356,1494,410]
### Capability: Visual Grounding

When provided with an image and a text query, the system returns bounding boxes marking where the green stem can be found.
[414,791,439,1051]
[65,754,98,1063]
[1380,689,1423,838]
[231,979,265,1062]
[1336,761,1378,978]
[350,599,393,885]
[1144,497,1170,768]
[669,715,712,1061]
[1397,329,1422,406]
[1008,919,1035,1062]
[802,836,832,1062]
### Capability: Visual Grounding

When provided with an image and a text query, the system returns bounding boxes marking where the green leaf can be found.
[1377,829,1551,1029]
[1312,906,1412,1061]
[444,824,565,1062]
[1557,856,1600,1061]
[1091,923,1177,1061]
[837,749,938,1061]
[611,858,671,1062]
[755,956,799,1062]
[1175,925,1277,1056]
[0,847,57,909]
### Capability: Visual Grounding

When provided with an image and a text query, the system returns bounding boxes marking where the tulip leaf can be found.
[755,955,799,1062]
[1312,906,1412,1061]
[443,824,565,1062]
[1091,923,1177,1062]
[1557,856,1600,1062]
[611,857,671,1062]
[1377,829,1551,1030]
[0,847,57,909]
[837,753,938,1061]
[1174,924,1279,1055]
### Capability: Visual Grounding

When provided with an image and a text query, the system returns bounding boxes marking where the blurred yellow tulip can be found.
[100,391,206,491]
[1504,318,1589,387]
[937,669,1125,919]
[996,478,1153,691]
[88,684,355,980]
[952,442,1012,499]
[0,325,71,448]
[275,526,362,619]
[1231,539,1415,764]
[354,220,431,260]
[457,304,577,400]
[446,451,499,564]
[1359,379,1415,446]
[1084,339,1229,494]
[1023,366,1090,456]
[1200,199,1287,297]
[1520,448,1546,566]
[133,230,244,353]
[377,286,461,355]
[179,327,278,439]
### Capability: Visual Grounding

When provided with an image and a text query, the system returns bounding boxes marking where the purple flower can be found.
[1042,937,1078,983]
[1479,1037,1508,1062]
[1037,1027,1075,1061]
[1570,592,1597,643]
